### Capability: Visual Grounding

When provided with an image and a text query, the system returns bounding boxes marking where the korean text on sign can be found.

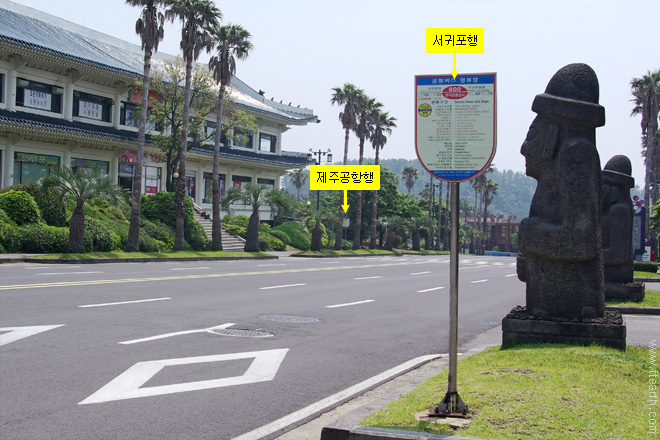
[425,28,484,53]
[310,165,380,191]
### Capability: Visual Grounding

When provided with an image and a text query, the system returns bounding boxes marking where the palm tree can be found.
[481,180,499,246]
[401,166,419,195]
[125,0,165,252]
[288,168,307,202]
[409,216,433,251]
[208,23,252,251]
[166,0,221,250]
[369,110,396,249]
[330,83,364,250]
[221,183,272,252]
[631,70,660,241]
[39,167,126,253]
[302,207,335,251]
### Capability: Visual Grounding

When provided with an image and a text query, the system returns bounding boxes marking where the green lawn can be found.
[25,250,269,260]
[361,344,651,440]
[634,270,659,279]
[607,289,660,308]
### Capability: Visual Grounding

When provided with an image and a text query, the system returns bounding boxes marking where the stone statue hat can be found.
[602,155,634,188]
[532,63,606,128]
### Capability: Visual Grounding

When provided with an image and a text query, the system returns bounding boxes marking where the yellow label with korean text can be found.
[426,28,484,53]
[310,165,380,190]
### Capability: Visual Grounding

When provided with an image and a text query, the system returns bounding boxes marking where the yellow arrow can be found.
[341,189,350,213]
[451,52,459,79]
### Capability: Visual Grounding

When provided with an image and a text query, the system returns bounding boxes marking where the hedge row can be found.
[633,261,658,273]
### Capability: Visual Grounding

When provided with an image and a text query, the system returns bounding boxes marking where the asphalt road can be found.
[0,254,631,439]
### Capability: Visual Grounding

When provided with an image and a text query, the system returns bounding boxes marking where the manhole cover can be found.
[208,328,273,338]
[257,315,319,323]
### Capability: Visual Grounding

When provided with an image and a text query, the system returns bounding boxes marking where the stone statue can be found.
[602,155,634,283]
[516,63,606,320]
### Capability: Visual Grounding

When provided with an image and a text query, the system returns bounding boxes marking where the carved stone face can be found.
[520,117,545,179]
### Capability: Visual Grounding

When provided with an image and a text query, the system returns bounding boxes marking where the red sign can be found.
[121,150,137,164]
[145,186,157,194]
[129,89,164,106]
[442,86,468,100]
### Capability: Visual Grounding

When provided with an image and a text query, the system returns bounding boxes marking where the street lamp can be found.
[309,148,331,210]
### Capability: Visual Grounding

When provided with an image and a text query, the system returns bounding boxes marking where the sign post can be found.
[415,72,496,417]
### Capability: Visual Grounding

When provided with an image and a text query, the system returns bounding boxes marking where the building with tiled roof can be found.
[0,0,317,220]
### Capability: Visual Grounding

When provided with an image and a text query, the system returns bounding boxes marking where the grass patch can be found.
[607,289,660,308]
[361,344,650,440]
[634,270,660,279]
[26,250,268,260]
[293,249,400,257]
[397,249,450,255]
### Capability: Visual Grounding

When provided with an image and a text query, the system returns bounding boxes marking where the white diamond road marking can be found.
[417,287,445,293]
[79,348,289,405]
[119,323,235,345]
[326,300,375,308]
[78,297,171,308]
[259,284,306,290]
[0,325,64,346]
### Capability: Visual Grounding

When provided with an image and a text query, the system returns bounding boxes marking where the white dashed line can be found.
[257,264,287,267]
[471,279,488,284]
[78,297,171,308]
[169,266,211,271]
[505,274,518,277]
[411,271,431,275]
[326,300,375,308]
[354,276,382,280]
[37,271,102,276]
[417,287,445,293]
[259,284,306,290]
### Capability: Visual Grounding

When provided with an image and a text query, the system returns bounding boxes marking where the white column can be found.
[6,68,16,111]
[2,144,15,188]
[111,155,119,183]
[63,149,72,169]
[112,89,123,129]
[63,82,73,121]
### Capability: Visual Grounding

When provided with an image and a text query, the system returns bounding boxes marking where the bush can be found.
[272,221,310,251]
[140,219,174,250]
[223,223,247,239]
[0,190,41,225]
[259,222,271,234]
[634,261,658,273]
[1,183,67,226]
[0,221,21,252]
[268,229,290,245]
[19,224,69,253]
[229,215,250,228]
[258,234,285,252]
[84,217,121,252]
[141,191,208,250]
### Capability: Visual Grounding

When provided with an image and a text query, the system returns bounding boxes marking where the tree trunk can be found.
[369,146,380,249]
[211,86,225,251]
[173,55,193,251]
[126,47,153,252]
[352,135,365,250]
[311,221,322,251]
[412,231,420,251]
[334,127,351,250]
[385,229,394,251]
[245,209,260,252]
[69,200,85,253]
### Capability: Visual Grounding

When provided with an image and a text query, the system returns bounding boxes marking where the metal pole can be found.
[433,182,469,417]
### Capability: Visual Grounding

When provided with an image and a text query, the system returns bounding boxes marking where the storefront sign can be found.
[119,164,134,175]
[145,186,158,194]
[79,101,102,120]
[14,152,59,165]
[129,89,164,106]
[25,90,52,111]
[121,151,137,164]
[415,73,496,182]
[71,158,108,172]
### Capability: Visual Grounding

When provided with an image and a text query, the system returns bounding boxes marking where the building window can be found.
[143,166,161,195]
[203,172,225,203]
[71,158,109,175]
[258,178,275,190]
[15,78,63,113]
[120,102,157,130]
[13,152,59,184]
[204,121,227,145]
[233,127,253,149]
[118,163,134,191]
[0,73,4,103]
[73,91,112,122]
[259,133,277,153]
[232,175,251,189]
[186,170,196,200]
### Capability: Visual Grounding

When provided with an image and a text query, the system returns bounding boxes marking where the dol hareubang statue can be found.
[516,63,606,320]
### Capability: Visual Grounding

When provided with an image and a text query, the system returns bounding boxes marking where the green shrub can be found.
[140,219,174,250]
[141,191,208,250]
[258,234,285,252]
[223,223,247,239]
[272,221,310,251]
[1,183,67,226]
[89,197,110,209]
[0,208,15,225]
[268,229,290,245]
[634,261,658,273]
[221,215,232,224]
[84,217,121,252]
[0,221,21,252]
[229,215,250,228]
[259,223,271,234]
[19,224,69,253]
[0,190,41,225]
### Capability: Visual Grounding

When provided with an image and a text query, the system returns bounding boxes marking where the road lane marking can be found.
[79,348,289,405]
[354,276,382,280]
[24,265,81,269]
[0,325,64,346]
[259,283,306,290]
[505,274,518,277]
[0,260,433,291]
[36,271,102,275]
[410,271,431,275]
[232,354,446,440]
[417,287,445,293]
[169,267,210,271]
[326,300,375,308]
[119,323,235,345]
[78,297,171,308]
[471,279,488,284]
[257,264,286,267]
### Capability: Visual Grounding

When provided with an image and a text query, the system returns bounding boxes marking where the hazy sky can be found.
[9,0,660,185]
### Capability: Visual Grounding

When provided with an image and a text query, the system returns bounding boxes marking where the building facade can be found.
[0,0,316,221]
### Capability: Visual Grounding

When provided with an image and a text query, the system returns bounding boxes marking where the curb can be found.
[606,306,660,315]
[321,426,489,440]
[3,256,277,264]
[634,277,660,282]
[290,253,402,258]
